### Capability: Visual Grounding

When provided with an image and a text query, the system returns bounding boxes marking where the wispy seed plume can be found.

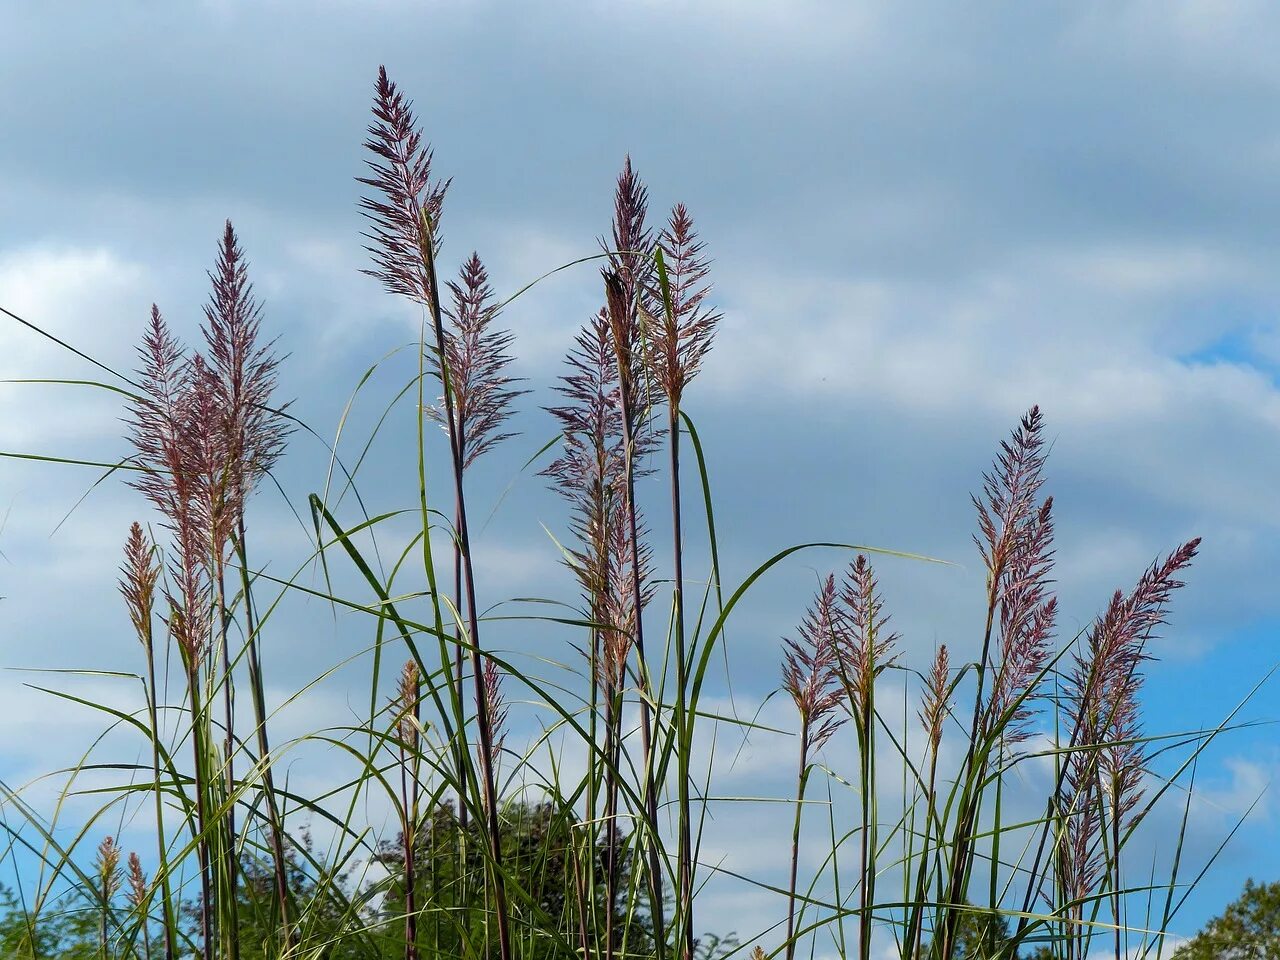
[837,555,899,716]
[920,645,951,752]
[649,203,720,407]
[436,253,526,469]
[358,65,451,306]
[782,575,846,754]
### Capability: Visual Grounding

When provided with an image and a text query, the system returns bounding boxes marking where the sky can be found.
[2,0,1280,952]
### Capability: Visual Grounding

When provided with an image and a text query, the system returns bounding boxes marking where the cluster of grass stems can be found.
[0,67,1263,960]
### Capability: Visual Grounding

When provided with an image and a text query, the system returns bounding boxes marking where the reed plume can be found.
[394,659,421,960]
[359,65,511,960]
[119,523,175,960]
[833,554,897,960]
[941,406,1051,959]
[96,836,121,957]
[781,575,846,960]
[202,220,292,951]
[602,263,667,957]
[358,66,450,305]
[906,645,952,960]
[1060,538,1200,960]
[544,306,650,960]
[127,852,153,960]
[126,307,218,958]
[649,201,721,959]
[438,252,525,470]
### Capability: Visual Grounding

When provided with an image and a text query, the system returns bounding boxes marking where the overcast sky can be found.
[3,0,1280,952]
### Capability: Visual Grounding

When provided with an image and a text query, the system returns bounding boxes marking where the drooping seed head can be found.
[1064,538,1200,831]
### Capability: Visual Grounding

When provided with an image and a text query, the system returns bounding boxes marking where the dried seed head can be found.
[358,66,451,306]
[782,575,846,754]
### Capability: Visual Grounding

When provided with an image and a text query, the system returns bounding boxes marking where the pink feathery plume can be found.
[482,657,509,757]
[837,555,899,716]
[601,494,654,692]
[987,496,1058,746]
[1058,537,1201,915]
[649,203,720,407]
[544,310,627,612]
[126,307,212,667]
[126,852,149,909]
[437,252,526,469]
[973,408,1057,746]
[358,66,451,306]
[395,659,421,753]
[96,836,122,900]
[202,220,290,515]
[782,575,847,754]
[1065,538,1201,827]
[604,156,653,321]
[543,309,655,690]
[119,522,160,644]
[919,645,951,752]
[974,406,1049,581]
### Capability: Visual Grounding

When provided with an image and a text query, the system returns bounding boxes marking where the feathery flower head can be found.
[920,645,951,751]
[1065,537,1200,828]
[543,308,655,690]
[605,156,652,307]
[96,836,122,899]
[976,411,1058,747]
[202,220,290,512]
[126,852,148,909]
[395,659,420,751]
[782,575,847,754]
[436,252,526,469]
[649,203,720,406]
[119,522,160,643]
[973,406,1048,582]
[482,657,509,756]
[358,66,451,305]
[836,554,899,715]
